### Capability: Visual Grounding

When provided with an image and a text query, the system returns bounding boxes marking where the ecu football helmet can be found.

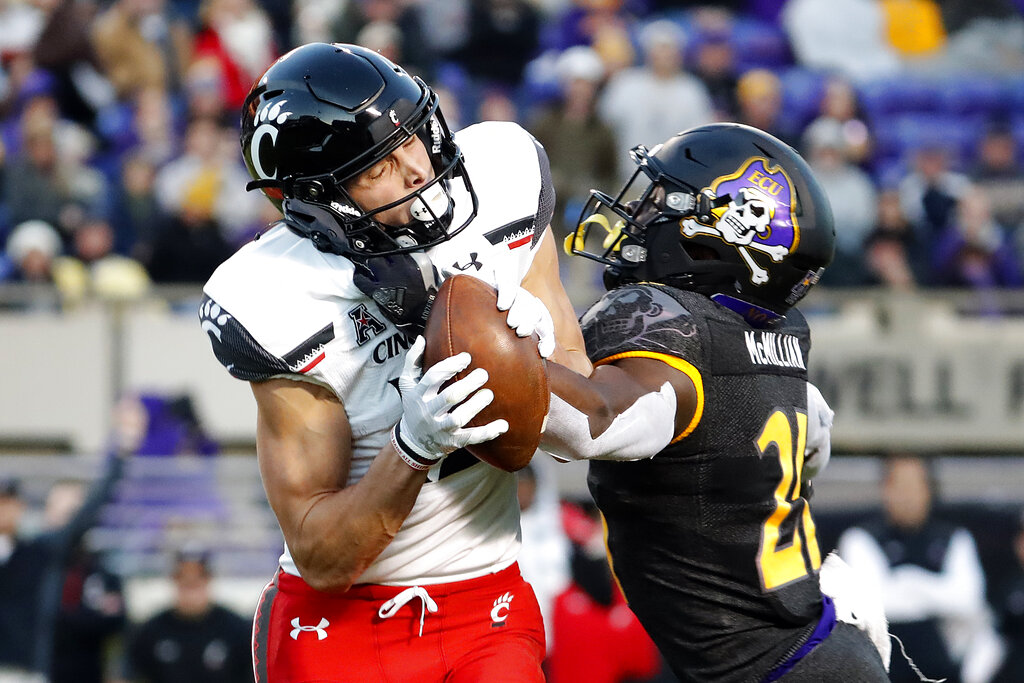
[241,42,477,257]
[567,123,834,324]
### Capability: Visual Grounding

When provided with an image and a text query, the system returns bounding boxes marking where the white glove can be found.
[494,267,555,359]
[391,336,509,470]
[819,552,891,671]
[803,382,834,480]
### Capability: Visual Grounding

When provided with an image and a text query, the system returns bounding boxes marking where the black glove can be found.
[352,252,440,336]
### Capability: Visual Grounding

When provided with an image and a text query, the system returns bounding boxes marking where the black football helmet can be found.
[567,123,834,324]
[241,42,478,257]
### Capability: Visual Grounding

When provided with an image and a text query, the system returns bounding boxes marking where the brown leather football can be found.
[422,274,549,472]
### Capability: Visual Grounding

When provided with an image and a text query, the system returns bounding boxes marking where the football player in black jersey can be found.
[538,123,891,682]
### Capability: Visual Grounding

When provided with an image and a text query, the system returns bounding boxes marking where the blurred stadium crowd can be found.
[3,0,1024,297]
[5,0,1024,682]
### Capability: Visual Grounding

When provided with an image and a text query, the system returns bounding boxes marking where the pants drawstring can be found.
[378,586,439,637]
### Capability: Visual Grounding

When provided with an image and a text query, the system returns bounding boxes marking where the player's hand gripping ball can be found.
[423,275,550,471]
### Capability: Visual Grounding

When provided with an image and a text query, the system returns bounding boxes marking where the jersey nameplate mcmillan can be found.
[743,330,805,370]
[707,318,809,378]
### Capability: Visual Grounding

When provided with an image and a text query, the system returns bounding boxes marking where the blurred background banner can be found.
[6,288,1024,454]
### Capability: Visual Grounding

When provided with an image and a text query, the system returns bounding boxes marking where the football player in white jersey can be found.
[199,43,590,682]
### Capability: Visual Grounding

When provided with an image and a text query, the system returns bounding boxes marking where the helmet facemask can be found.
[567,129,833,325]
[276,103,478,257]
[567,145,739,292]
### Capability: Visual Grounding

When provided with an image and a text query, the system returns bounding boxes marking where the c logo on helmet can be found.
[250,99,294,180]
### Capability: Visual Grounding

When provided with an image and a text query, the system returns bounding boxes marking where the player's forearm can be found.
[541,363,676,461]
[287,447,427,593]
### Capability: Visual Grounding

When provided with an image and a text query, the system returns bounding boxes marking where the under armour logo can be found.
[450,253,483,272]
[290,617,329,641]
[490,592,513,627]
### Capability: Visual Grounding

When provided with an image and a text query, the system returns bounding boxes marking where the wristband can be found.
[390,422,442,471]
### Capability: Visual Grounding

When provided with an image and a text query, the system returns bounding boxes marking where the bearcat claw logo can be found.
[680,157,799,285]
[249,99,294,181]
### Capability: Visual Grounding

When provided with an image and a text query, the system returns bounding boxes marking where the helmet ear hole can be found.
[302,181,326,201]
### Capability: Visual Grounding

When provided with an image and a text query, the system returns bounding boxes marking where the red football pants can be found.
[252,563,546,683]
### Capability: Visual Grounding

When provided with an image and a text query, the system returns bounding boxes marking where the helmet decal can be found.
[249,99,294,181]
[680,157,799,285]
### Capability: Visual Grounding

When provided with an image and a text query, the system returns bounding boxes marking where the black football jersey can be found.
[582,283,824,683]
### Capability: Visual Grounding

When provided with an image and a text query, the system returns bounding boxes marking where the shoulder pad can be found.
[580,284,702,365]
[199,295,290,382]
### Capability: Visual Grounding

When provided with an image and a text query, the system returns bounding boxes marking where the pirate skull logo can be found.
[718,187,774,245]
[680,158,799,285]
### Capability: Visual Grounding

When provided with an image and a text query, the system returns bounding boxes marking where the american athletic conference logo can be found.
[290,617,329,641]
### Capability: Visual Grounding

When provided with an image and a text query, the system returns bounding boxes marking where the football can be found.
[422,275,549,472]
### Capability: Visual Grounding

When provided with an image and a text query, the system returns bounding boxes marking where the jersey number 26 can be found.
[756,409,822,591]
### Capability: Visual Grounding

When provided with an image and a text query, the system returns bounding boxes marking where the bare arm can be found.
[252,378,427,593]
[521,227,593,376]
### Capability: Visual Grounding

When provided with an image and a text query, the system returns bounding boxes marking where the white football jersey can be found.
[201,121,555,585]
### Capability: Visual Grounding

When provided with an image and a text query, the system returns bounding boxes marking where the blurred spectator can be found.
[598,19,714,180]
[782,0,902,82]
[354,20,403,65]
[937,0,1024,73]
[690,30,738,120]
[864,189,930,288]
[476,87,520,122]
[970,124,1024,232]
[932,190,1023,290]
[838,453,1001,683]
[0,0,45,60]
[529,45,615,304]
[547,500,664,683]
[990,513,1024,683]
[530,46,617,230]
[0,450,128,681]
[192,0,278,112]
[44,479,127,683]
[2,219,61,284]
[416,0,470,63]
[804,117,878,286]
[31,0,113,125]
[735,69,798,148]
[91,0,192,101]
[329,0,435,80]
[807,75,872,166]
[152,117,258,244]
[899,144,971,237]
[50,215,152,305]
[182,57,231,125]
[3,105,72,231]
[878,0,947,62]
[116,393,220,457]
[544,0,639,55]
[516,459,571,655]
[111,153,165,263]
[125,547,252,683]
[457,0,542,88]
